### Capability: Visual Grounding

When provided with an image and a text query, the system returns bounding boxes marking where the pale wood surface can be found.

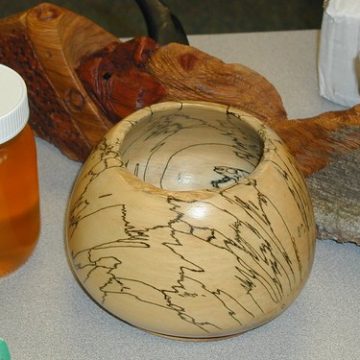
[190,32,360,245]
[66,101,316,339]
[0,31,359,360]
[0,4,358,245]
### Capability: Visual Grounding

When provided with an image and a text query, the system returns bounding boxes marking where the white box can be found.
[318,0,360,106]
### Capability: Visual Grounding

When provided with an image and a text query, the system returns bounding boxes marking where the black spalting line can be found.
[68,137,125,237]
[166,196,284,304]
[220,190,296,287]
[265,146,314,269]
[211,166,251,188]
[98,193,112,198]
[158,142,245,189]
[72,192,291,329]
[122,111,260,186]
[69,110,312,334]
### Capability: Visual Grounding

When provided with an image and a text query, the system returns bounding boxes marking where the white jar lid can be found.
[0,64,29,144]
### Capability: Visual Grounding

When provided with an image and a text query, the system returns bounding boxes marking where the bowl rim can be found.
[102,100,285,200]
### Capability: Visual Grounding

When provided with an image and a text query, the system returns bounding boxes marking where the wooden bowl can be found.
[66,101,316,340]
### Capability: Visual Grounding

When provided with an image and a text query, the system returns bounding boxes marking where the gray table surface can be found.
[1,30,359,360]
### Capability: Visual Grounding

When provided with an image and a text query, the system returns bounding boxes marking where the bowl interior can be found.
[120,105,264,191]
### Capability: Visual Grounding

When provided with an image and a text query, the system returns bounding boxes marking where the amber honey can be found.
[0,64,40,276]
[0,124,40,276]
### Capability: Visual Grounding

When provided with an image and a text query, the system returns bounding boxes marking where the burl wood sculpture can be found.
[0,3,359,243]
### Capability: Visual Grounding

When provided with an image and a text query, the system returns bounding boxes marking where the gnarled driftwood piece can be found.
[0,3,117,159]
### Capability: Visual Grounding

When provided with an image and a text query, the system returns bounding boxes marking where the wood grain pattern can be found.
[274,105,360,176]
[0,3,358,243]
[146,45,287,124]
[66,102,316,339]
[0,3,116,159]
[77,37,166,122]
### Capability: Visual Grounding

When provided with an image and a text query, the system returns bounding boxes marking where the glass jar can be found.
[0,64,40,276]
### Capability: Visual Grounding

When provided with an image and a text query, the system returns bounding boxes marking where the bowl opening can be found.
[119,104,264,191]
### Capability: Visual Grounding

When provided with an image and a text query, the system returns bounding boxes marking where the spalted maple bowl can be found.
[66,101,316,340]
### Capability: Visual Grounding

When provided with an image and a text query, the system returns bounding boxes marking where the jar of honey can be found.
[0,64,40,276]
